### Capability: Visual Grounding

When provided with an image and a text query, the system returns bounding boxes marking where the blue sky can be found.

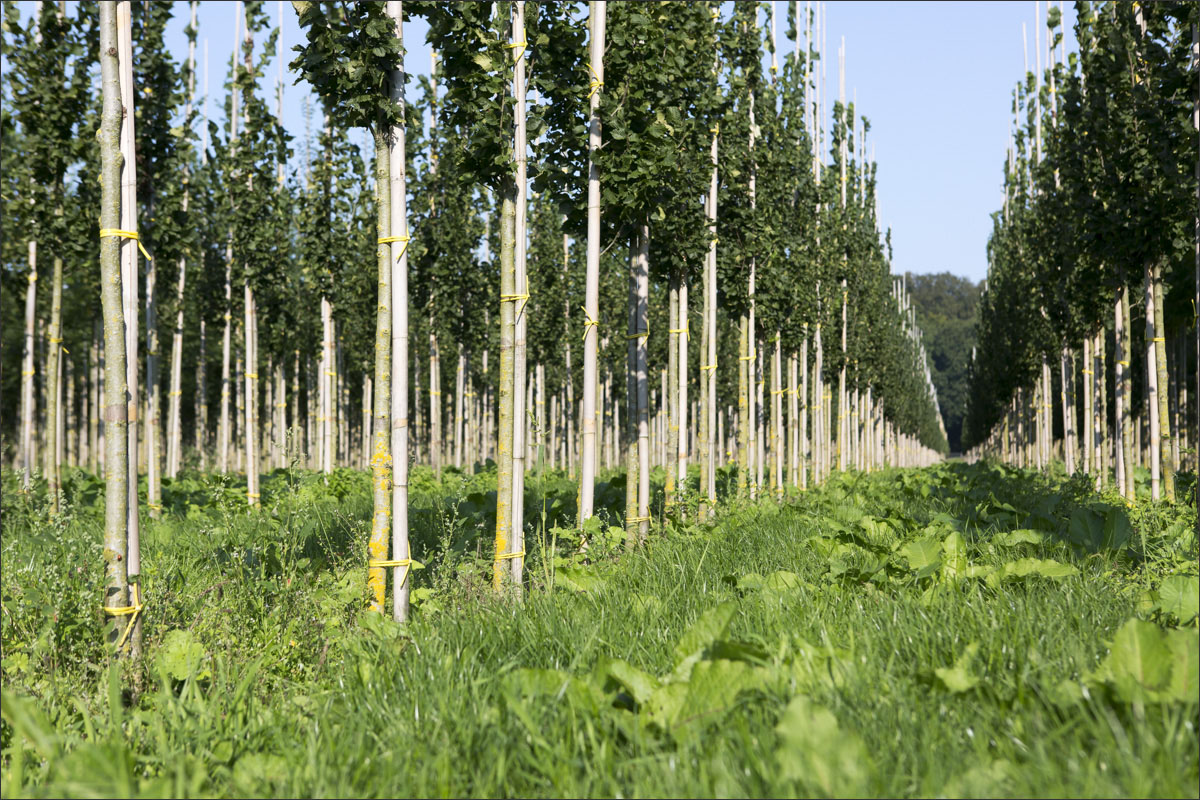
[8,1,1077,284]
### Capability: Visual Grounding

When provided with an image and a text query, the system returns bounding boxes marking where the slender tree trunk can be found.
[636,223,650,543]
[167,240,187,478]
[625,231,640,546]
[800,331,808,489]
[46,249,63,513]
[788,351,797,485]
[90,321,100,473]
[1116,292,1131,497]
[772,334,782,498]
[368,123,392,613]
[147,238,162,515]
[666,271,678,512]
[244,286,259,505]
[21,247,36,489]
[1152,262,1174,501]
[195,320,207,469]
[115,0,142,657]
[429,324,440,475]
[65,358,74,469]
[495,177,517,587]
[1060,346,1073,474]
[99,1,130,652]
[509,0,529,588]
[677,274,688,510]
[322,296,334,474]
[1115,294,1129,499]
[703,125,718,515]
[738,314,749,497]
[1098,332,1109,488]
[455,346,465,469]
[1144,264,1161,500]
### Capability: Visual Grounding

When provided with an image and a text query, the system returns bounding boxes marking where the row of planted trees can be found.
[963,1,1198,511]
[3,1,946,649]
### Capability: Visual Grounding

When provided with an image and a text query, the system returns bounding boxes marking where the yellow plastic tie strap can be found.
[700,363,717,371]
[102,583,145,652]
[580,305,600,341]
[247,492,261,499]
[1081,369,1093,374]
[495,550,525,561]
[27,272,37,282]
[22,370,35,376]
[626,330,648,340]
[378,234,411,262]
[505,40,528,62]
[626,515,650,524]
[99,228,152,261]
[1150,337,1165,342]
[501,292,531,315]
[1118,360,1130,366]
[369,558,412,568]
[245,372,259,379]
[587,62,604,99]
[146,502,163,511]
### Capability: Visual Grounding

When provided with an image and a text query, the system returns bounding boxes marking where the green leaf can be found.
[600,658,661,706]
[934,641,981,693]
[1097,618,1171,702]
[556,566,607,594]
[1156,575,1199,623]
[671,602,737,680]
[155,629,210,681]
[1164,627,1200,703]
[774,695,871,795]
[940,530,969,580]
[993,528,1044,547]
[997,558,1079,581]
[900,538,941,574]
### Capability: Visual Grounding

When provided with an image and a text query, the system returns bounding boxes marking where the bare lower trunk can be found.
[99,2,129,651]
[388,0,411,621]
[509,2,529,588]
[1152,262,1174,500]
[21,246,36,489]
[1144,264,1161,500]
[368,126,392,613]
[46,252,63,512]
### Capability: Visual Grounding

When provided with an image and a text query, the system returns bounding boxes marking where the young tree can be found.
[293,0,405,612]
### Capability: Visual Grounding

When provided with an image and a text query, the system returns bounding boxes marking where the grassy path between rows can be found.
[2,463,1197,797]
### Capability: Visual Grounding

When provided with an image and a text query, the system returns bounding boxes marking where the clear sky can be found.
[8,1,1077,284]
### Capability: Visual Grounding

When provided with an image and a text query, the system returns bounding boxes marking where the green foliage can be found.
[966,1,1197,448]
[905,272,982,452]
[3,460,1197,796]
[289,2,404,134]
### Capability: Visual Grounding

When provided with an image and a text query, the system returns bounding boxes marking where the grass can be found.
[1,460,1197,797]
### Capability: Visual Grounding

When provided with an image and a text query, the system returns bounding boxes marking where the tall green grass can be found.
[1,461,1196,797]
